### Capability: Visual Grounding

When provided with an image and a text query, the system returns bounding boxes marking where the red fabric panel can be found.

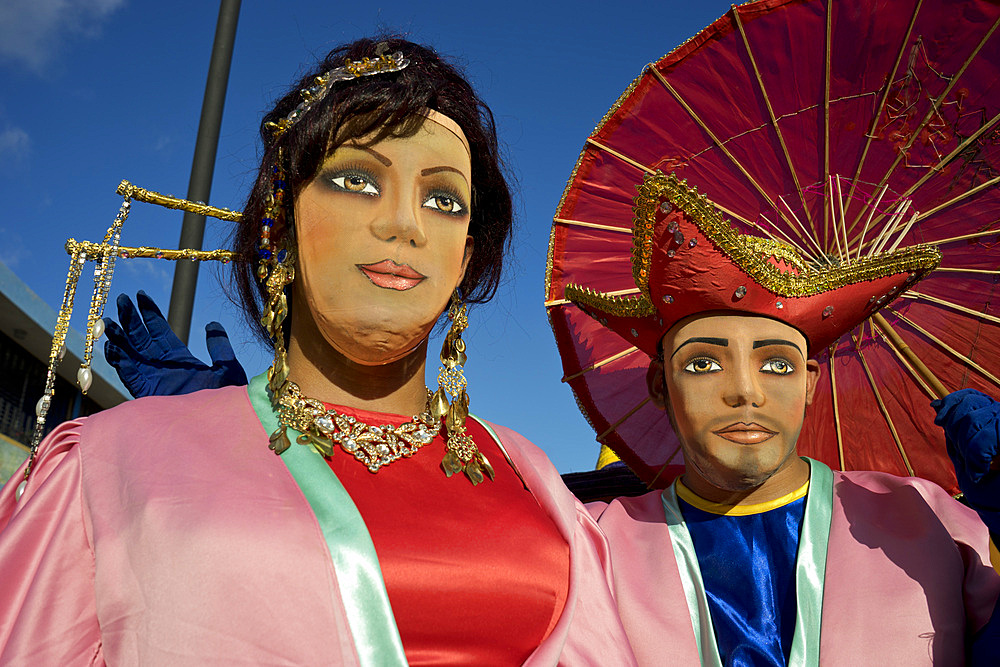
[322,405,569,666]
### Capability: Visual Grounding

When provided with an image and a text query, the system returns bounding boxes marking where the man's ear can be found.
[647,355,667,409]
[804,359,821,405]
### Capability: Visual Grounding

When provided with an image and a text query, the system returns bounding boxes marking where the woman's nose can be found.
[371,191,427,247]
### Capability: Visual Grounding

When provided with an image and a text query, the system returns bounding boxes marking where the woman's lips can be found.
[713,422,777,445]
[358,260,426,291]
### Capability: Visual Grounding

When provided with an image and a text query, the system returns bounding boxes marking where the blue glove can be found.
[103,291,248,399]
[932,388,1000,536]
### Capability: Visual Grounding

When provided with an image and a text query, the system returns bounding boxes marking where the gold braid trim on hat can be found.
[564,285,656,319]
[566,172,942,318]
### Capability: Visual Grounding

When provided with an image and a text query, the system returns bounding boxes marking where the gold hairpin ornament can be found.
[18,181,239,496]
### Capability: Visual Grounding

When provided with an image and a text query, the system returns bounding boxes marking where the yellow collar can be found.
[675,478,809,516]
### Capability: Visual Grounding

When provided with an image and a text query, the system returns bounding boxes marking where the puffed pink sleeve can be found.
[0,420,104,665]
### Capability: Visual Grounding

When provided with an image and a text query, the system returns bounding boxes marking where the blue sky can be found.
[0,0,734,473]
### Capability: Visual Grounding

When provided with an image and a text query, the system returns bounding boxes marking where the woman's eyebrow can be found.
[342,143,392,166]
[670,337,728,360]
[421,165,470,187]
[752,339,803,356]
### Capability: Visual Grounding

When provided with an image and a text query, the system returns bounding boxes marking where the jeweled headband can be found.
[265,50,411,140]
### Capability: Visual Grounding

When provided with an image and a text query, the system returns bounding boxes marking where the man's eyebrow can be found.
[752,339,804,356]
[670,337,728,360]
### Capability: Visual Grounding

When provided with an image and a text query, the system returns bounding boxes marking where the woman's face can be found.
[293,115,473,365]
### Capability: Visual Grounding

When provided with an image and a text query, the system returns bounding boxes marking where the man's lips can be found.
[712,422,777,445]
[358,260,426,291]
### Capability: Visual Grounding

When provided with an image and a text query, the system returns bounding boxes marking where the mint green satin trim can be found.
[662,485,723,667]
[247,374,407,667]
[661,458,834,667]
[788,458,833,667]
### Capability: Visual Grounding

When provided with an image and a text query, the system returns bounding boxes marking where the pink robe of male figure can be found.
[591,470,1000,666]
[0,385,636,666]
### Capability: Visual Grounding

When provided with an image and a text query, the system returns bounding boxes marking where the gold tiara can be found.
[265,50,410,140]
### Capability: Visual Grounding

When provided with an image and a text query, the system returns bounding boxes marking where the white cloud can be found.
[0,0,127,72]
[0,126,29,161]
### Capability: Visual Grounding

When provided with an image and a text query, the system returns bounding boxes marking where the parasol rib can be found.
[553,217,633,233]
[871,319,938,400]
[597,396,651,442]
[845,0,924,226]
[779,196,826,260]
[925,226,1000,246]
[732,5,814,230]
[823,0,832,246]
[647,442,685,490]
[827,354,846,470]
[934,267,1000,275]
[871,311,948,398]
[901,291,1000,327]
[646,66,806,245]
[887,309,1000,390]
[915,174,1000,222]
[586,138,655,174]
[562,346,641,382]
[827,179,845,260]
[869,14,1000,213]
[855,340,916,476]
[853,184,889,261]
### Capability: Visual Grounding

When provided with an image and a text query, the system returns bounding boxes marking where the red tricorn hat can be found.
[566,173,942,357]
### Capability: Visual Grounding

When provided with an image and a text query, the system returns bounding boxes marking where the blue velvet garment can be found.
[678,495,806,667]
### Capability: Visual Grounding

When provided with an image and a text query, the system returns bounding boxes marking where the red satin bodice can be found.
[323,404,569,666]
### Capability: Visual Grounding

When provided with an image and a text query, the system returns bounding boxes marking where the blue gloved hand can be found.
[103,291,248,399]
[932,388,1000,536]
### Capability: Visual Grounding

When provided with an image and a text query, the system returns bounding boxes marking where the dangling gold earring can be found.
[255,149,297,454]
[432,291,494,485]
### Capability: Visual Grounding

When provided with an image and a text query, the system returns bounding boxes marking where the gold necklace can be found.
[273,379,439,473]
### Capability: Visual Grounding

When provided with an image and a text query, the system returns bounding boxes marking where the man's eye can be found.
[683,358,722,374]
[761,359,795,375]
[423,194,465,214]
[331,174,379,196]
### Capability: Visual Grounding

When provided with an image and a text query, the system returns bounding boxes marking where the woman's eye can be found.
[330,174,379,196]
[423,194,465,214]
[761,359,795,375]
[683,358,722,374]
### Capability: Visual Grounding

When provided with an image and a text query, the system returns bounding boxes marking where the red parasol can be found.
[545,0,1000,494]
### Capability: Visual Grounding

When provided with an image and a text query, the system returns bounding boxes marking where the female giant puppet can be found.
[0,39,635,665]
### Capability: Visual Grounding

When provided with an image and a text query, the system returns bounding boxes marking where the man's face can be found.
[648,314,820,497]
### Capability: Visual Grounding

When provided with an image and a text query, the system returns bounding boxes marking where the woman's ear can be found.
[456,235,474,288]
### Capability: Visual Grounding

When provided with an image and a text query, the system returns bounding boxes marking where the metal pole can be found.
[167,0,241,343]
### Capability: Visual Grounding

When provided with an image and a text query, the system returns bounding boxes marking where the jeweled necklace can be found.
[271,379,439,473]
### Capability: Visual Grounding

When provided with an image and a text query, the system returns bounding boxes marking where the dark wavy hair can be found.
[233,37,514,345]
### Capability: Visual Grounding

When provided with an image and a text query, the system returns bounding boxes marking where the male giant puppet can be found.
[567,173,1000,665]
